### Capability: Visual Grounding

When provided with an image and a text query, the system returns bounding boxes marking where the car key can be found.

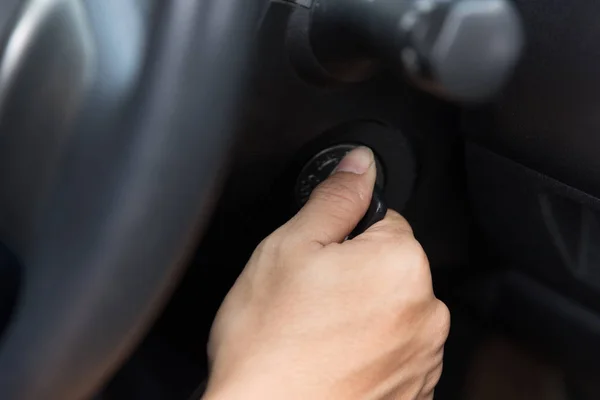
[294,144,388,239]
[347,185,387,239]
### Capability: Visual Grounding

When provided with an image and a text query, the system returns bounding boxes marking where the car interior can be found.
[1,0,599,399]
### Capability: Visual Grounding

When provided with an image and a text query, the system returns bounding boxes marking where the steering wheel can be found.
[0,0,267,398]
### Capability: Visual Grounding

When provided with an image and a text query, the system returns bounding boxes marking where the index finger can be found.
[353,209,414,241]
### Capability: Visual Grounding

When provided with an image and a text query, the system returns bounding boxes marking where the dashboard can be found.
[106,0,600,395]
[171,0,600,377]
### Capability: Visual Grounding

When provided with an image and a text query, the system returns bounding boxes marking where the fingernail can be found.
[334,146,374,175]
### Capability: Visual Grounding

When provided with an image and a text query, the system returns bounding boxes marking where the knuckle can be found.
[403,238,427,260]
[430,300,451,341]
[369,237,430,283]
[259,232,281,251]
[392,239,429,273]
[365,213,414,241]
[422,364,444,398]
[385,209,414,233]
[411,242,430,275]
[257,232,289,258]
[412,245,431,276]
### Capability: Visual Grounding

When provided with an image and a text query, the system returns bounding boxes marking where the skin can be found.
[203,147,450,400]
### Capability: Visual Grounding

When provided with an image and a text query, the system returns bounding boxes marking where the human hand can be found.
[204,147,450,400]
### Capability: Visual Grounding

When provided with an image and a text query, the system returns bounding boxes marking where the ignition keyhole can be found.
[294,143,385,207]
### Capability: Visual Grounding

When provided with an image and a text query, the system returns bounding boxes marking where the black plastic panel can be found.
[460,270,600,374]
[467,142,600,313]
[463,0,600,198]
[462,1,600,361]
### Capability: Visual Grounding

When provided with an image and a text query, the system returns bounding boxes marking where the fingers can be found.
[358,209,414,240]
[286,147,377,246]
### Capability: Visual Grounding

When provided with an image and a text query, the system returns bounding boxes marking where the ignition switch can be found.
[295,143,387,238]
[295,143,385,206]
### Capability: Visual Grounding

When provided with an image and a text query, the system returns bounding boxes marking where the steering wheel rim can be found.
[0,0,267,398]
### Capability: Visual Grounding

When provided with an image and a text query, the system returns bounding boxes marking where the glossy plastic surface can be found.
[308,0,523,101]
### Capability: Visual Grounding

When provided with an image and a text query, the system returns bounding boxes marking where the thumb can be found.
[286,146,377,247]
